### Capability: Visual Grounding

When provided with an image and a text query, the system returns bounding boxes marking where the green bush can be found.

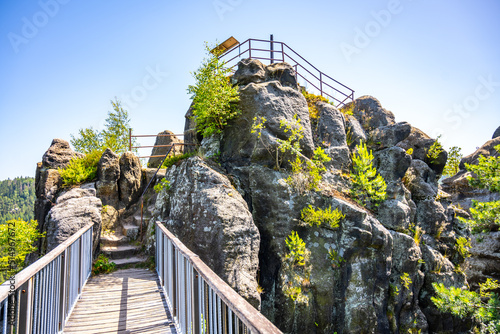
[350,140,387,209]
[459,144,500,233]
[0,219,45,283]
[285,231,306,267]
[92,254,116,276]
[300,205,344,229]
[160,152,195,168]
[432,279,500,332]
[154,179,171,193]
[187,42,241,137]
[58,150,102,188]
[427,135,444,164]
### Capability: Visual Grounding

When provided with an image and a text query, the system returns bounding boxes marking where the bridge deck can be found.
[63,268,177,333]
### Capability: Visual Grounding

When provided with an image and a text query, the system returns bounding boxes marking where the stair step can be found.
[101,245,140,260]
[100,234,130,247]
[122,224,139,240]
[112,256,148,269]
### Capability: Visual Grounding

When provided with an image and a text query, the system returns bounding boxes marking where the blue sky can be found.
[1,0,499,180]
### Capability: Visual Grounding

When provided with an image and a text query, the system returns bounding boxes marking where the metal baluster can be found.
[217,295,222,334]
[2,299,7,334]
[228,308,233,334]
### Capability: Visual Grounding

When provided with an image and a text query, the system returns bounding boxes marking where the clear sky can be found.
[1,0,499,180]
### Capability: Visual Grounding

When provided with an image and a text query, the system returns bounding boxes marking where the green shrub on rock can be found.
[58,150,102,188]
[349,140,387,210]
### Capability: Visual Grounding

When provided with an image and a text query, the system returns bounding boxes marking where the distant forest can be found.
[0,177,35,224]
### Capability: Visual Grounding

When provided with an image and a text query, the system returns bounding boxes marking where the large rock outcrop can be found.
[147,130,184,168]
[154,156,261,308]
[45,187,102,253]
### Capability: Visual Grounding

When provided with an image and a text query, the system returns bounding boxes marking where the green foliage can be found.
[92,254,116,276]
[58,150,102,188]
[443,146,463,177]
[187,42,241,137]
[161,152,195,168]
[466,144,500,192]
[285,231,306,267]
[71,99,137,155]
[277,115,305,164]
[406,148,414,156]
[301,89,330,119]
[427,135,444,164]
[432,280,500,332]
[327,248,345,268]
[154,179,171,193]
[390,283,400,297]
[350,140,387,209]
[0,177,35,224]
[460,200,500,233]
[300,205,344,229]
[0,219,45,283]
[250,116,267,139]
[400,273,412,290]
[455,236,471,258]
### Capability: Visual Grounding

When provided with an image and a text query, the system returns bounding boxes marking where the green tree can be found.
[71,99,137,154]
[459,144,500,233]
[187,42,241,137]
[432,279,500,333]
[0,219,45,283]
[350,140,387,209]
[0,177,35,224]
[443,146,463,178]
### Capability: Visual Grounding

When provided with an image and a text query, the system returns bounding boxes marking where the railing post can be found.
[248,39,251,59]
[270,34,274,64]
[129,128,132,151]
[17,278,33,333]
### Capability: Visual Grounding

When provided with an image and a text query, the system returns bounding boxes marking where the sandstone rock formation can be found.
[154,156,261,308]
[45,187,102,253]
[147,130,184,168]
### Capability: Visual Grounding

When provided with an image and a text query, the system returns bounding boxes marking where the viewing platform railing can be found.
[0,224,93,334]
[219,38,355,108]
[156,222,282,334]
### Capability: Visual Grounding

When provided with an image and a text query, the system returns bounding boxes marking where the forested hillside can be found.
[0,177,35,224]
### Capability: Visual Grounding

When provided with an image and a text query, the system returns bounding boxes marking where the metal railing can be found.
[156,222,282,334]
[220,38,355,108]
[128,129,195,159]
[0,224,93,334]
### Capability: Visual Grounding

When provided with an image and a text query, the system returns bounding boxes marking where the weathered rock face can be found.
[118,152,142,207]
[96,148,120,207]
[493,125,500,139]
[396,127,447,175]
[222,60,314,168]
[459,136,500,170]
[465,232,500,291]
[45,187,102,253]
[147,130,184,168]
[41,138,83,169]
[155,157,261,308]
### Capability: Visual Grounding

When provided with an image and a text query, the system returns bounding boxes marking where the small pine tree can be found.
[187,42,241,137]
[443,146,462,178]
[350,140,387,209]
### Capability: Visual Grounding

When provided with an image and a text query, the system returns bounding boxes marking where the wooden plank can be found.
[63,268,176,333]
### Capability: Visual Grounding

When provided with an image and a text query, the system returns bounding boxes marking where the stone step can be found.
[112,256,148,269]
[122,224,139,240]
[101,245,141,260]
[100,233,130,247]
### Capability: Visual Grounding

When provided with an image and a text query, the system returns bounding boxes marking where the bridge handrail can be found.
[0,223,94,333]
[156,222,282,334]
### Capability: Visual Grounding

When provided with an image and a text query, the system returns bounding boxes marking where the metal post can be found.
[320,72,323,97]
[129,128,132,151]
[270,34,274,64]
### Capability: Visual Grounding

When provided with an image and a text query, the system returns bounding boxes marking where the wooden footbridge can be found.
[0,223,281,334]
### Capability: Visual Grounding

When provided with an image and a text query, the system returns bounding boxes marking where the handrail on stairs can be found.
[219,38,355,108]
[0,223,94,333]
